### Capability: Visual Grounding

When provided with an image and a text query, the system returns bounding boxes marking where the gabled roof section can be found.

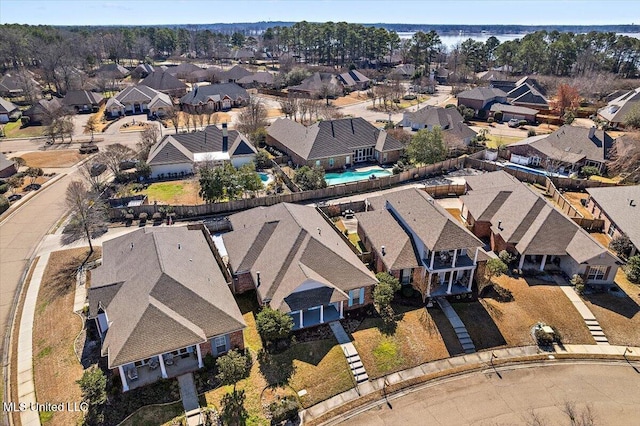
[458,87,507,102]
[0,97,19,114]
[180,83,248,105]
[62,90,104,107]
[140,71,188,92]
[89,227,245,368]
[598,87,640,123]
[222,203,377,312]
[586,185,640,250]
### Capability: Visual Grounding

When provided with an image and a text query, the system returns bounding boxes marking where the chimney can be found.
[222,122,228,152]
[256,271,261,287]
[588,126,596,139]
[381,245,386,256]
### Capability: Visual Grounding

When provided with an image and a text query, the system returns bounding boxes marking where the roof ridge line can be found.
[149,295,207,340]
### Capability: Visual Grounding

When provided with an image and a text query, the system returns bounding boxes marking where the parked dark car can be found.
[8,194,22,202]
[24,183,41,191]
[79,143,99,154]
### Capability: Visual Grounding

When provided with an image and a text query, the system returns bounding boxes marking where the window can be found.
[329,158,334,167]
[345,156,350,164]
[607,223,617,237]
[587,265,607,281]
[348,288,364,307]
[531,156,541,166]
[214,336,227,354]
[400,268,412,285]
[383,152,388,162]
[315,160,321,167]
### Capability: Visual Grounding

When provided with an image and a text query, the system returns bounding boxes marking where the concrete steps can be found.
[331,321,369,384]
[585,318,609,345]
[436,298,476,354]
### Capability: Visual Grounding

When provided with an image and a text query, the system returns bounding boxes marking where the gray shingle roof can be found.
[217,66,252,82]
[62,90,103,107]
[96,63,130,78]
[0,97,19,114]
[337,70,370,87]
[267,117,404,161]
[489,103,538,116]
[458,87,507,102]
[140,71,187,92]
[509,125,614,164]
[586,185,640,250]
[89,227,245,368]
[289,72,342,93]
[222,203,378,313]
[236,72,275,85]
[598,87,640,123]
[180,83,248,106]
[166,63,203,76]
[0,153,16,173]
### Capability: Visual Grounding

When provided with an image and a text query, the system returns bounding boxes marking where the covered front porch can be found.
[290,302,343,330]
[425,268,475,297]
[118,344,204,391]
[518,254,562,272]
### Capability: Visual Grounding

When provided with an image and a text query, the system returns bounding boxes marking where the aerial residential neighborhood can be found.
[1,1,640,426]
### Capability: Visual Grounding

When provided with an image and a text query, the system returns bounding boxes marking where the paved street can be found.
[340,363,640,426]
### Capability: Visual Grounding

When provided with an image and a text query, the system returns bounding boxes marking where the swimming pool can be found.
[259,172,274,185]
[325,169,392,186]
[503,163,567,178]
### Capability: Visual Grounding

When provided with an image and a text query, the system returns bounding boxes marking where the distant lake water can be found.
[397,31,640,49]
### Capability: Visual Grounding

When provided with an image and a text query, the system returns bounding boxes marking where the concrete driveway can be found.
[340,363,640,426]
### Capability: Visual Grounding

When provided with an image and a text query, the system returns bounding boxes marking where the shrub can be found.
[527,129,536,137]
[445,103,457,109]
[403,94,417,100]
[625,255,640,284]
[518,120,528,127]
[535,328,555,345]
[492,284,514,302]
[76,366,106,426]
[498,250,515,266]
[609,234,633,258]
[256,308,293,346]
[487,117,495,124]
[581,165,601,178]
[0,195,8,214]
[401,285,415,298]
[138,212,148,221]
[20,116,30,127]
[268,396,300,423]
[0,183,8,194]
[494,111,503,122]
[570,274,585,294]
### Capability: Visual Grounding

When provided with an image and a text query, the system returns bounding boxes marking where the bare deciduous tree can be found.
[137,125,161,161]
[279,96,299,121]
[237,96,268,144]
[97,143,135,176]
[63,181,108,260]
[79,160,107,194]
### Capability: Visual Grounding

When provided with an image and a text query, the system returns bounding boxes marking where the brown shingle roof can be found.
[586,185,640,250]
[223,203,377,312]
[89,227,245,368]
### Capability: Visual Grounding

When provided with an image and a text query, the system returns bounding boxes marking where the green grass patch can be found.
[484,134,525,149]
[39,411,53,423]
[141,182,187,204]
[36,346,52,359]
[372,338,402,371]
[3,121,46,138]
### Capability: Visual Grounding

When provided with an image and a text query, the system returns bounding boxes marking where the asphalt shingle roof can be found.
[586,185,640,251]
[140,71,187,92]
[89,227,245,368]
[0,97,19,114]
[267,117,405,160]
[598,87,640,123]
[62,90,103,107]
[458,87,507,102]
[180,83,248,106]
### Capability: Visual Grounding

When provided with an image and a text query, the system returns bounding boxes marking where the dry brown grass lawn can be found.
[582,270,640,346]
[333,91,367,107]
[446,208,463,224]
[18,150,87,168]
[33,248,102,426]
[590,232,612,249]
[352,304,450,379]
[478,275,595,346]
[559,191,593,218]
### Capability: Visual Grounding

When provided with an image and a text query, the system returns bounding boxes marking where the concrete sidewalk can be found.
[300,344,640,424]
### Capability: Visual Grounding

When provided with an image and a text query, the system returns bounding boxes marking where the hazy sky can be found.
[1,0,639,26]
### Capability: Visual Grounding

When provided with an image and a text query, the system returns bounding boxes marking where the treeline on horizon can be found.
[1,21,639,81]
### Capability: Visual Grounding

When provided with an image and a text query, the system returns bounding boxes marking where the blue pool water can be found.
[325,169,392,185]
[504,163,567,178]
[259,172,270,182]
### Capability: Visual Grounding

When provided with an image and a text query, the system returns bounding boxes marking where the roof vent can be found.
[630,199,636,207]
[381,245,386,256]
[130,242,134,250]
[317,227,321,236]
[498,220,503,231]
[256,271,261,287]
[178,243,181,249]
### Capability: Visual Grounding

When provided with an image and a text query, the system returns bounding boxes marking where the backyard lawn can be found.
[137,180,202,205]
[17,150,88,168]
[33,248,101,426]
[352,304,450,379]
[460,275,595,347]
[484,134,525,149]
[3,121,46,138]
[582,270,640,346]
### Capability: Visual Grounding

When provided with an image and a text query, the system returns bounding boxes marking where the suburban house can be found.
[180,83,249,113]
[461,171,620,285]
[133,63,155,78]
[266,117,405,170]
[356,188,485,297]
[390,64,416,78]
[457,87,507,116]
[598,87,640,128]
[0,97,20,123]
[336,70,371,91]
[146,123,257,178]
[0,153,17,178]
[236,71,275,88]
[88,226,246,391]
[23,98,63,124]
[401,106,476,150]
[489,103,538,123]
[506,82,549,111]
[105,85,173,118]
[139,71,188,98]
[166,63,203,79]
[0,72,41,98]
[220,203,378,330]
[215,65,253,83]
[95,63,130,79]
[507,125,614,174]
[61,90,104,113]
[288,72,343,98]
[586,185,640,257]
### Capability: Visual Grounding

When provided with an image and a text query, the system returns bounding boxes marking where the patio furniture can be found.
[148,358,159,370]
[127,367,138,381]
[163,353,174,365]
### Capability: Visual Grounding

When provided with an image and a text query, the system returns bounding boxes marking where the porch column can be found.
[519,254,525,270]
[118,366,129,392]
[299,310,304,328]
[539,254,547,271]
[196,344,204,369]
[426,272,432,297]
[320,305,324,323]
[452,249,458,268]
[430,251,435,270]
[447,271,454,294]
[158,354,168,379]
[474,247,479,265]
[339,301,344,318]
[468,269,474,291]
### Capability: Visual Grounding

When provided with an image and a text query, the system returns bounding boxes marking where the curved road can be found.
[335,363,640,426]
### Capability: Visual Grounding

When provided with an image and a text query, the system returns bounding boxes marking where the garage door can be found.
[504,113,525,121]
